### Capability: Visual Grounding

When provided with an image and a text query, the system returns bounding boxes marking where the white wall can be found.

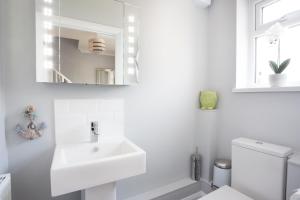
[0,0,8,174]
[3,0,208,200]
[206,0,300,171]
[0,55,8,174]
[4,0,300,198]
[196,110,218,182]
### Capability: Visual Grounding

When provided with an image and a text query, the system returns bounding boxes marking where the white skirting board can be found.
[182,191,206,200]
[124,178,197,200]
[124,178,208,200]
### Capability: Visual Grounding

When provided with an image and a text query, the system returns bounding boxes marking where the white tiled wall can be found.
[54,99,124,145]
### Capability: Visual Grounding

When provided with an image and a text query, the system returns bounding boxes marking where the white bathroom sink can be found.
[50,137,146,196]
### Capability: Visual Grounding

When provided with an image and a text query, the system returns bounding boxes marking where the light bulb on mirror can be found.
[128,47,135,54]
[128,15,135,23]
[44,47,53,56]
[128,36,135,44]
[43,7,52,16]
[128,57,135,64]
[128,67,135,75]
[44,34,53,43]
[128,26,135,33]
[44,60,53,69]
[43,21,53,30]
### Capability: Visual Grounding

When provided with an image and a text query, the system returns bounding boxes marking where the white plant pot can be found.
[269,74,287,87]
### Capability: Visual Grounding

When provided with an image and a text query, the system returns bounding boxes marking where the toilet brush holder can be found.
[191,147,201,181]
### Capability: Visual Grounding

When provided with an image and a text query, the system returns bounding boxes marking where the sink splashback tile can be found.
[54,99,124,145]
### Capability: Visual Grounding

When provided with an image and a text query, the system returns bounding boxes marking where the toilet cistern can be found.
[90,121,99,143]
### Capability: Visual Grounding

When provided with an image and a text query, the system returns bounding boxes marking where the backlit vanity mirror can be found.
[35,0,140,85]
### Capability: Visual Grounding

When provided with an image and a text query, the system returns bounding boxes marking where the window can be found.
[245,0,300,88]
[262,0,300,24]
[255,25,300,85]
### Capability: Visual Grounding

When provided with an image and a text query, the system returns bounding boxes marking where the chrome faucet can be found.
[90,121,99,143]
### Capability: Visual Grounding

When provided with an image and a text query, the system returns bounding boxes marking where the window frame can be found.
[249,0,300,87]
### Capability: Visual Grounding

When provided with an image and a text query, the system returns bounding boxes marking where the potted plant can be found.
[269,59,290,87]
[267,22,291,87]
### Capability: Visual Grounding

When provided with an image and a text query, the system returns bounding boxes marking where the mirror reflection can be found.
[51,21,122,85]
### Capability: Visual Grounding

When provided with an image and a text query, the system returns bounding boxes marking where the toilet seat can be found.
[200,186,253,200]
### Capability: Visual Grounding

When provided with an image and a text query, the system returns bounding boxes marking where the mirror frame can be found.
[35,0,140,86]
[36,14,125,84]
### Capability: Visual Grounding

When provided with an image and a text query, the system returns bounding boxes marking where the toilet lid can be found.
[200,186,253,200]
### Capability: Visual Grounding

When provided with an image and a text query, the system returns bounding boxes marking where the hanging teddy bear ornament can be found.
[16,105,46,140]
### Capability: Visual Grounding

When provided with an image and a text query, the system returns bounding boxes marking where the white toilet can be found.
[201,138,293,200]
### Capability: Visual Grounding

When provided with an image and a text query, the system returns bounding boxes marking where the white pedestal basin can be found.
[50,137,146,200]
[82,183,116,200]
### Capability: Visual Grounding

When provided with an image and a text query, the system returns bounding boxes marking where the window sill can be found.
[233,86,300,93]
